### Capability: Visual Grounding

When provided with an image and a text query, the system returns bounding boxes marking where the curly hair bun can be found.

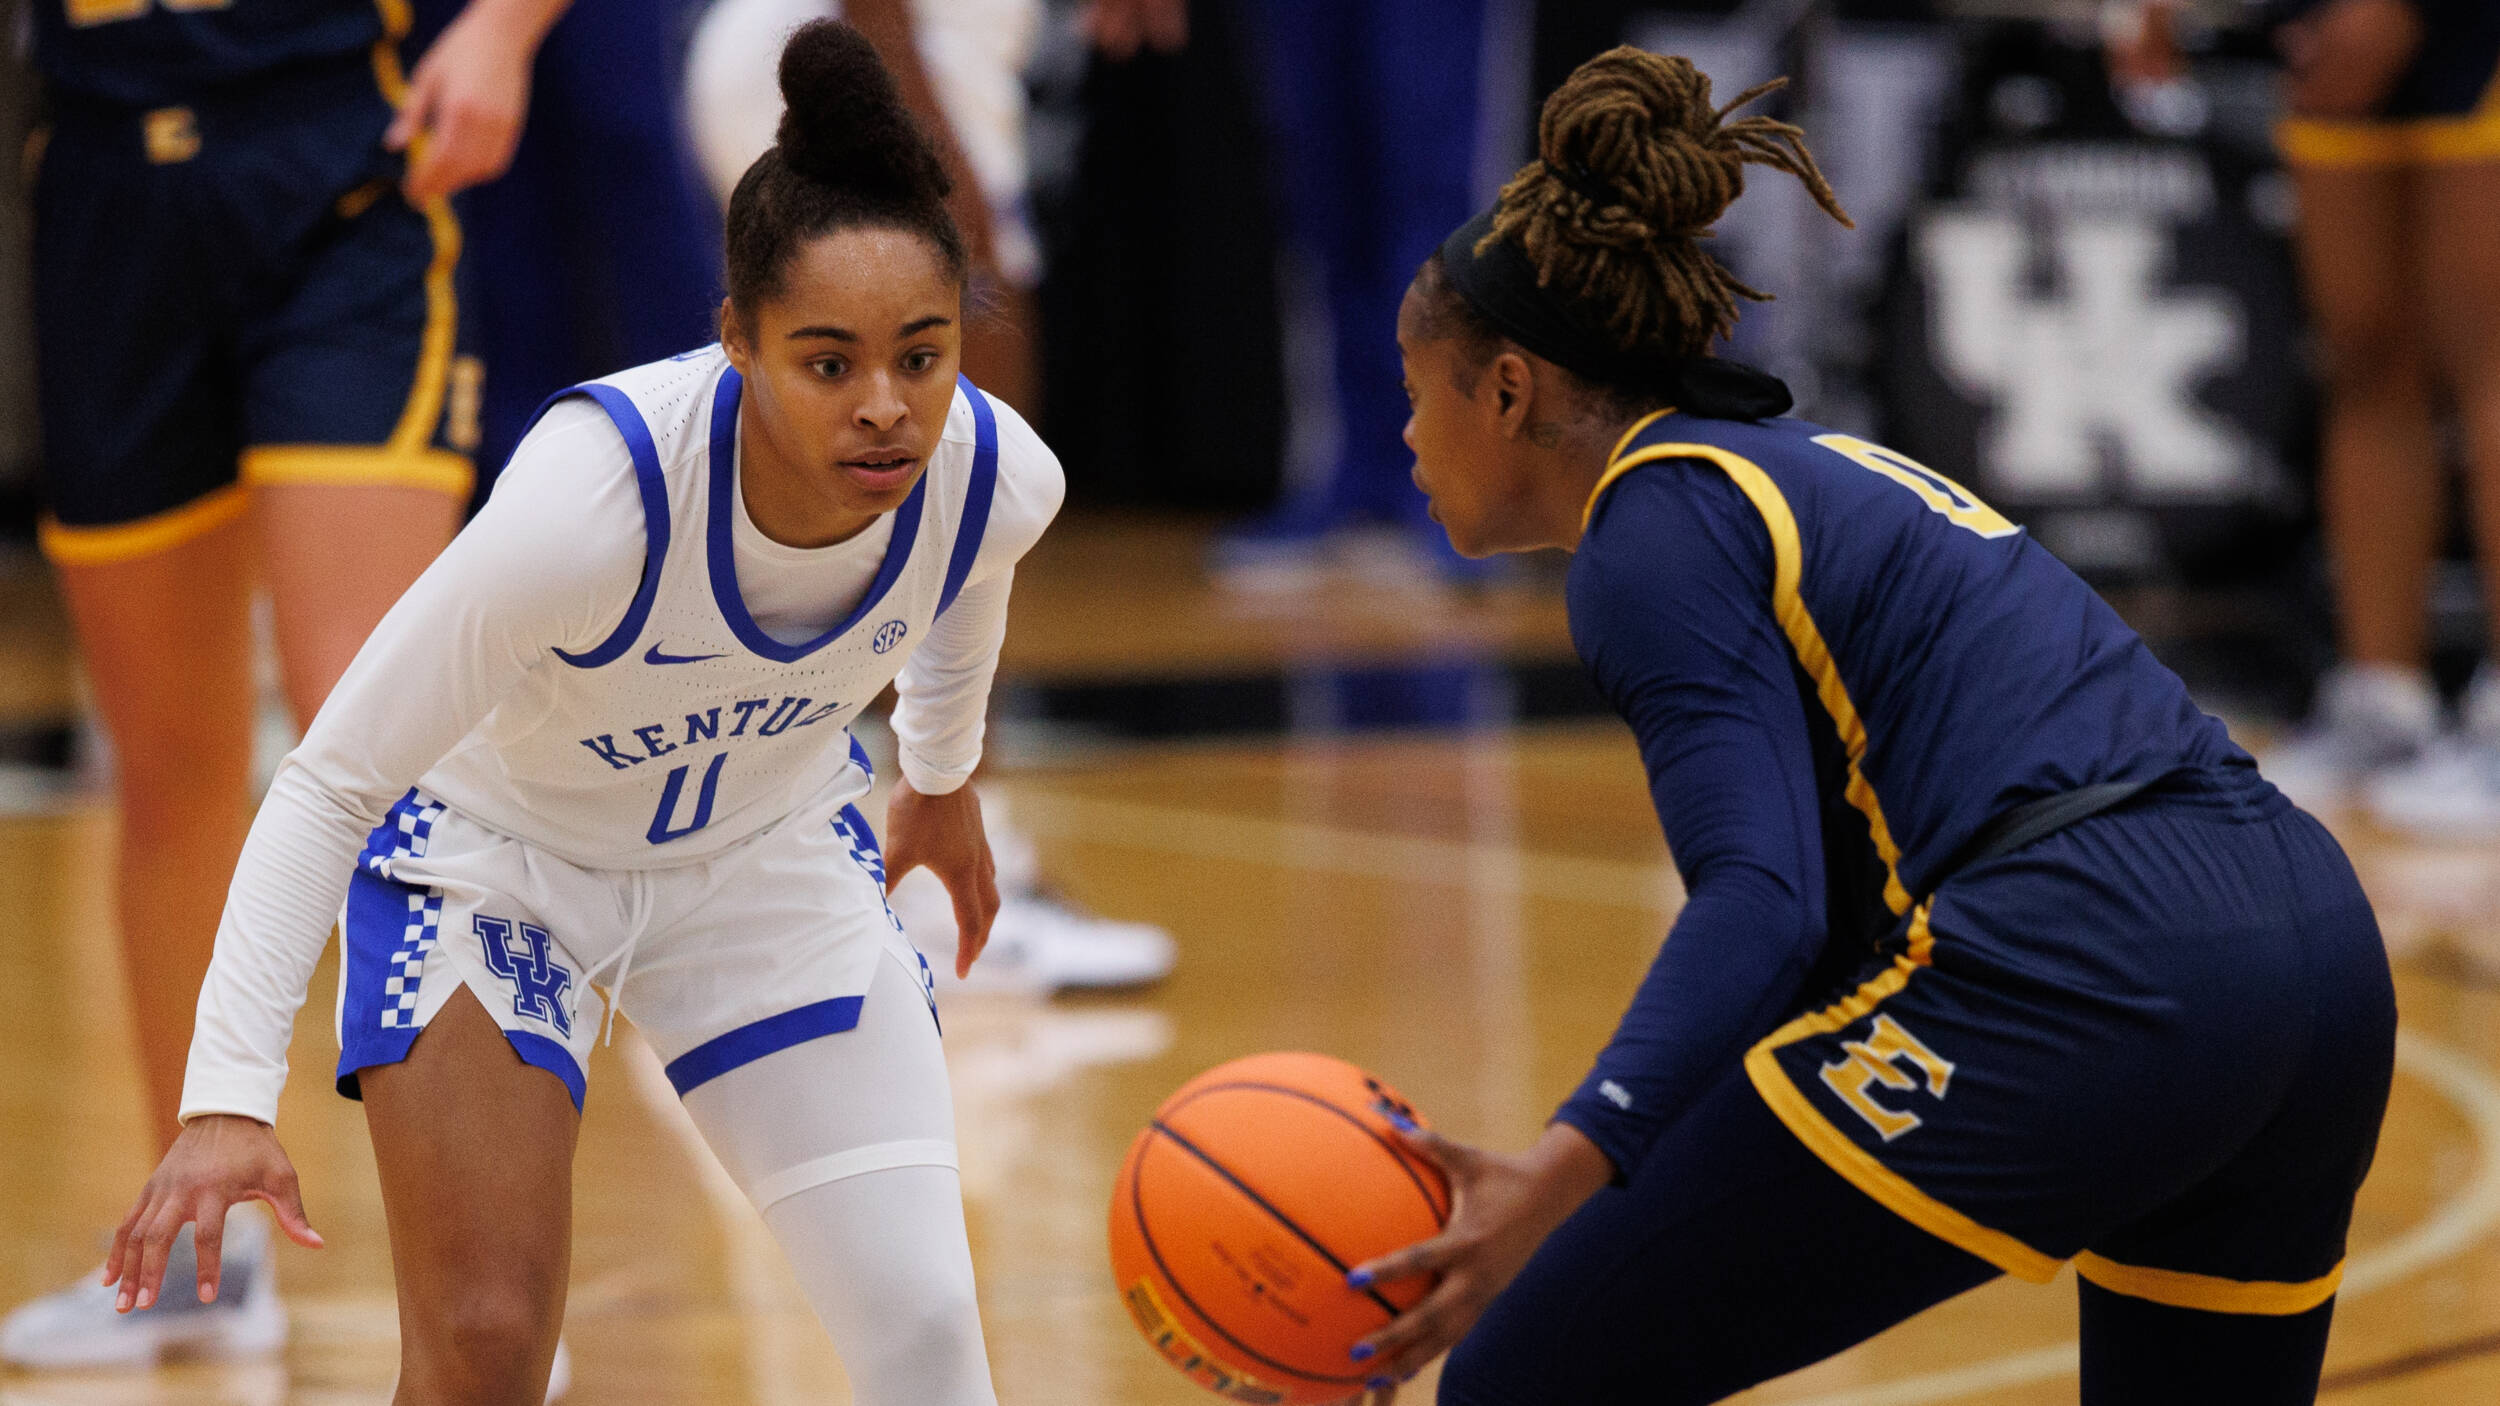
[1486,46,1851,360]
[773,18,951,206]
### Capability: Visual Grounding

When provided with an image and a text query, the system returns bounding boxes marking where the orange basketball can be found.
[1108,1052,1452,1405]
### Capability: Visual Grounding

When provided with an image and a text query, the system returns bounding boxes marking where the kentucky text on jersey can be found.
[577,695,854,769]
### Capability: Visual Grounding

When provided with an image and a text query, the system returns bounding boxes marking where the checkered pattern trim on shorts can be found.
[831,805,907,936]
[361,791,447,1032]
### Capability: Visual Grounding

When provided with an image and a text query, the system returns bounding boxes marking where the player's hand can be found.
[884,780,1000,978]
[2280,0,2425,119]
[1084,0,1188,60]
[106,1114,323,1313]
[1340,1120,1614,1385]
[385,0,564,203]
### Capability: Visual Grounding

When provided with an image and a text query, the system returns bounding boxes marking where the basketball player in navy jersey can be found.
[1337,49,2396,1405]
[6,0,566,1371]
[103,24,1051,1405]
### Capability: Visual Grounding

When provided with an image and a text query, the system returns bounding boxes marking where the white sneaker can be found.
[2264,662,2439,812]
[2366,737,2500,840]
[2367,667,2500,840]
[894,875,1177,996]
[0,1211,285,1369]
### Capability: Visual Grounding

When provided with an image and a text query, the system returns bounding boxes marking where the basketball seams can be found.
[1164,1079,1452,1224]
[1148,1119,1406,1324]
[1126,1134,1375,1388]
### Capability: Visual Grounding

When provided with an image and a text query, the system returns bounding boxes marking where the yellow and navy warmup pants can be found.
[1443,775,2395,1406]
[32,45,474,568]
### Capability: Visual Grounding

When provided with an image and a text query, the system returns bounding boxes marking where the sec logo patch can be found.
[871,620,909,654]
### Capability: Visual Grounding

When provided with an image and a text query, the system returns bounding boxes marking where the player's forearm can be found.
[450,0,571,48]
[178,764,391,1126]
[891,567,1013,795]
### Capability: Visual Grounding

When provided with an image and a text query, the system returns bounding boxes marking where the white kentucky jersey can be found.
[420,346,1002,868]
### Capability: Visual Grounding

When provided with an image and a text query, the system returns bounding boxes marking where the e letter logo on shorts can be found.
[475,915,577,1038]
[1819,1014,1954,1141]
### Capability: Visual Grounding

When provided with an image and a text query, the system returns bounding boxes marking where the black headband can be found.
[1432,205,1794,421]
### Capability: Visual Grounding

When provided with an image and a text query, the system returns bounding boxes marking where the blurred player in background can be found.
[1212,0,1495,589]
[2201,0,2500,833]
[447,0,726,487]
[4,0,565,1370]
[107,24,1049,1403]
[1341,47,2393,1404]
[689,0,1177,996]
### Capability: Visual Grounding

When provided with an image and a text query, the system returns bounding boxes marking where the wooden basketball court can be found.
[5,519,2500,1404]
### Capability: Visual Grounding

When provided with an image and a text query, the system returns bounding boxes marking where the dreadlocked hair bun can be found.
[1485,47,1853,361]
[724,19,965,318]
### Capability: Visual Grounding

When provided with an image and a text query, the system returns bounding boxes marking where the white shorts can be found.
[334,788,937,1110]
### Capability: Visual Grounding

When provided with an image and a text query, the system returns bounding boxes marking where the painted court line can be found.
[1009,788,1685,914]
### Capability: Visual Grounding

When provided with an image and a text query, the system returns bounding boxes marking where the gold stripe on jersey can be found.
[241,446,473,496]
[368,32,464,464]
[1584,436,1915,918]
[39,483,251,566]
[2278,71,2500,168]
[1744,904,2067,1284]
[2074,1252,2345,1316]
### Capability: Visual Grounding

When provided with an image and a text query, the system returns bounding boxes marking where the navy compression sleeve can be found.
[1553,464,1830,1181]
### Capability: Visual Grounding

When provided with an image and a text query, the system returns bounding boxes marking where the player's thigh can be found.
[48,507,257,778]
[2079,1280,2335,1406]
[255,481,459,725]
[2412,159,2500,380]
[359,984,578,1389]
[675,944,954,1207]
[2289,162,2420,376]
[1439,1069,1999,1406]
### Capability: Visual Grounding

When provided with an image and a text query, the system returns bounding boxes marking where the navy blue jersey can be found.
[33,0,390,108]
[1553,409,2254,1180]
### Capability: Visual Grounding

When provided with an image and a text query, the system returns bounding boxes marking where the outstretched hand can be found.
[385,0,566,203]
[108,1114,323,1313]
[884,780,1000,978]
[1325,1120,1616,1398]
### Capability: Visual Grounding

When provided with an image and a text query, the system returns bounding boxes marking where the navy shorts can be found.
[33,48,477,567]
[2278,0,2500,166]
[1747,775,2397,1312]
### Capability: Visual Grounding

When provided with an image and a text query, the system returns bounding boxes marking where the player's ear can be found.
[1488,350,1536,438]
[718,298,751,369]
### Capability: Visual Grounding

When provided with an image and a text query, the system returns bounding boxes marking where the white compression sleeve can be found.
[678,953,995,1406]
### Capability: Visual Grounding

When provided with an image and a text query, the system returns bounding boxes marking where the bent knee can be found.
[407,1285,562,1403]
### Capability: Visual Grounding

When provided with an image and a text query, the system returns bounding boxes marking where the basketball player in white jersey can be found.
[102,22,1038,1404]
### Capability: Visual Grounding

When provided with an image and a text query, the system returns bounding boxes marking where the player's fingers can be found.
[191,1197,225,1304]
[105,1192,150,1284]
[1346,1228,1457,1290]
[255,1170,324,1249]
[1354,1286,1465,1376]
[384,56,440,153]
[129,1206,183,1312]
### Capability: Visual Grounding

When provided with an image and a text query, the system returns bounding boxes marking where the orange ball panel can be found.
[1110,1053,1458,1404]
[1110,1131,1352,1405]
[1157,1089,1442,1314]
[1163,1051,1451,1223]
[1132,1129,1385,1391]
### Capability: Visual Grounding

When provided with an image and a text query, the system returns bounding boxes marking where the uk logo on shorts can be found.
[872,619,908,653]
[475,915,576,1038]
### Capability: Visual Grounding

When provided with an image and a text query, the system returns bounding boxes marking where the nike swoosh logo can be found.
[644,643,727,665]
